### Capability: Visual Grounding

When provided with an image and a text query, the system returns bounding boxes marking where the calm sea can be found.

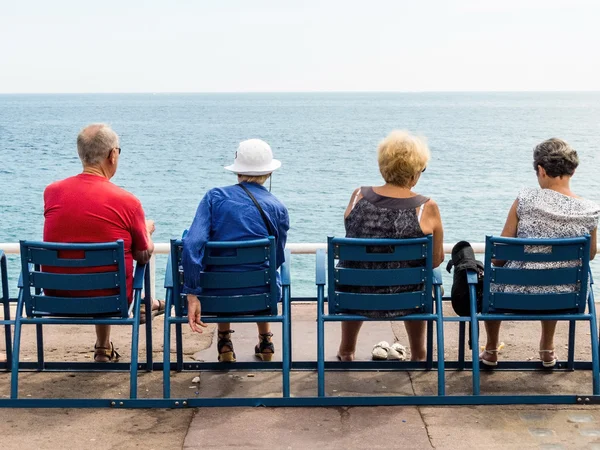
[2,92,600,296]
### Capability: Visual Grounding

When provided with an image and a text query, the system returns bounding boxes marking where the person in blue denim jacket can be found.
[182,139,289,362]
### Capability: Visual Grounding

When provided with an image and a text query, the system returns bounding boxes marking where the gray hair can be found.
[533,138,579,178]
[77,123,119,166]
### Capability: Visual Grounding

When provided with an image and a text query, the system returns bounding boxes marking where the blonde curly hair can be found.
[377,130,430,187]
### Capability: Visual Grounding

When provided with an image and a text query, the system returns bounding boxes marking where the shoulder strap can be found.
[238,184,276,237]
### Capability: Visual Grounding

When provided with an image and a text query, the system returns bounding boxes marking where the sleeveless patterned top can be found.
[339,186,430,318]
[498,188,600,294]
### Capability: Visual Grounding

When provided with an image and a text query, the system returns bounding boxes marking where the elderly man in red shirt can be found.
[44,123,164,362]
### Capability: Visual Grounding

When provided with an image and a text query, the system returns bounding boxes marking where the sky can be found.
[1,0,599,93]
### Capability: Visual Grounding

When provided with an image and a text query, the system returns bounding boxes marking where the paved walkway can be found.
[2,303,600,449]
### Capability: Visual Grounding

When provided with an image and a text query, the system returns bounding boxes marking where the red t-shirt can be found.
[43,173,150,302]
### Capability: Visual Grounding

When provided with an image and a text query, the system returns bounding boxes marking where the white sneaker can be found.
[372,341,390,360]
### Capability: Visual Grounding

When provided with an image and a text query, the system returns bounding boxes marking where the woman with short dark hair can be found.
[481,138,600,368]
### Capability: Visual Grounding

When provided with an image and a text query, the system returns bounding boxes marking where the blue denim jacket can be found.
[182,182,289,297]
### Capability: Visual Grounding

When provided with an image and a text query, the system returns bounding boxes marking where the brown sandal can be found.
[255,332,275,361]
[94,342,121,362]
[217,330,236,362]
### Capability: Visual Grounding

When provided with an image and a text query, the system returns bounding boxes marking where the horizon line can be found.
[1,89,600,95]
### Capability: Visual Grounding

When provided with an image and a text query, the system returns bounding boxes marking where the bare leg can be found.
[405,321,427,361]
[257,322,271,335]
[338,321,363,361]
[482,320,502,363]
[95,324,111,348]
[255,322,274,360]
[218,322,233,353]
[94,324,112,362]
[540,320,558,363]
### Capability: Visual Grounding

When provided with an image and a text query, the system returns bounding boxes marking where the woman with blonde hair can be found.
[337,130,444,361]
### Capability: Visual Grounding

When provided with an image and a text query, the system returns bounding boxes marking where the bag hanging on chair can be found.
[446,240,484,316]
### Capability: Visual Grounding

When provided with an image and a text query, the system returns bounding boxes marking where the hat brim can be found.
[224,159,281,175]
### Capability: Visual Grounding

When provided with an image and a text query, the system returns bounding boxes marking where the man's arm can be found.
[133,220,155,265]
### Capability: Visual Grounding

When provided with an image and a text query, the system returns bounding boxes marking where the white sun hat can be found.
[224,139,282,175]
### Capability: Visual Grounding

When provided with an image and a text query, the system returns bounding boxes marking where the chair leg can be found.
[469,284,480,396]
[10,317,24,398]
[317,285,325,398]
[587,295,600,395]
[3,302,12,368]
[163,296,172,399]
[130,312,140,399]
[426,320,434,370]
[35,323,44,371]
[435,286,445,396]
[281,289,291,398]
[144,289,153,372]
[176,323,184,372]
[567,320,576,371]
[458,321,466,371]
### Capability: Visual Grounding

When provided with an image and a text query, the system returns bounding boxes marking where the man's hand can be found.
[187,294,207,333]
[145,220,156,236]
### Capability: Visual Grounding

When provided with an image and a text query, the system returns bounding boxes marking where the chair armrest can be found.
[164,255,174,289]
[432,267,443,286]
[133,263,147,290]
[466,268,479,285]
[17,271,23,288]
[590,271,594,286]
[281,248,291,286]
[316,249,326,286]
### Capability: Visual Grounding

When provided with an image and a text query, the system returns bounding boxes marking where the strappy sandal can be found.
[139,299,166,324]
[94,342,120,362]
[539,349,558,368]
[255,332,275,361]
[479,349,499,367]
[217,330,236,363]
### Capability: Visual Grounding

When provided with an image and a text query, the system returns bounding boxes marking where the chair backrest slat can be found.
[492,242,583,262]
[172,237,279,316]
[30,271,120,291]
[199,270,270,290]
[335,267,425,287]
[19,240,128,318]
[491,266,581,286]
[333,291,426,311]
[26,247,118,267]
[31,295,125,316]
[483,235,590,314]
[336,241,427,262]
[328,236,434,315]
[196,293,271,314]
[489,292,580,312]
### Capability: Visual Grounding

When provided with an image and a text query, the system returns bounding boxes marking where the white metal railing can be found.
[0,242,483,299]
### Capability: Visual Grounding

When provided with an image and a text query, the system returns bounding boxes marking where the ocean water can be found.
[2,92,600,296]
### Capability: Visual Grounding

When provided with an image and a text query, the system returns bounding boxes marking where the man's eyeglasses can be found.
[421,167,427,173]
[107,147,121,158]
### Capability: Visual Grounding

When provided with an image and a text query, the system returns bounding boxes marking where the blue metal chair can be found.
[11,240,146,400]
[316,236,446,397]
[163,237,292,400]
[0,250,12,371]
[467,235,600,397]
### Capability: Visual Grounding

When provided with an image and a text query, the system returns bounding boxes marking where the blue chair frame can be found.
[316,236,446,397]
[467,235,600,397]
[10,240,147,399]
[0,251,12,371]
[163,237,292,400]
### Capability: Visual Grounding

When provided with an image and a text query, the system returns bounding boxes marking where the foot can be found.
[539,349,558,368]
[479,348,499,367]
[337,351,355,362]
[255,332,275,361]
[94,342,120,362]
[139,299,166,324]
[218,330,236,362]
[410,347,427,362]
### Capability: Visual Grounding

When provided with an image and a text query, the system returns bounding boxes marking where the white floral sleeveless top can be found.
[501,188,600,294]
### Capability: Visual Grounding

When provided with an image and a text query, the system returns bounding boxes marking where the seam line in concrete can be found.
[407,371,435,449]
[182,408,198,449]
